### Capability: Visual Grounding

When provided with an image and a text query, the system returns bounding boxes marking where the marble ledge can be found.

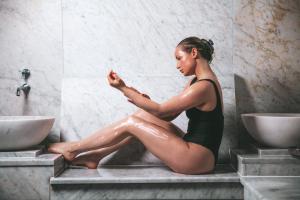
[0,153,64,166]
[0,146,44,157]
[237,154,300,164]
[241,177,300,200]
[51,164,240,184]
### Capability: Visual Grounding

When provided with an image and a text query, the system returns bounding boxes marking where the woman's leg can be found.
[49,114,214,174]
[70,110,186,168]
[50,109,185,168]
[122,116,215,174]
[48,117,133,161]
[69,110,170,168]
[71,136,134,169]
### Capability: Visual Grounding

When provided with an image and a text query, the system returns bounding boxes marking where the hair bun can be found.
[208,39,214,46]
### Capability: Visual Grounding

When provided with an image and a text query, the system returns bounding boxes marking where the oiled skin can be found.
[48,46,224,174]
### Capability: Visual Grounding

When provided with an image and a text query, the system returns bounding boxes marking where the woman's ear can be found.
[191,48,198,58]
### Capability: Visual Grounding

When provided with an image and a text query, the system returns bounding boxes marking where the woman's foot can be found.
[71,152,103,169]
[47,142,78,161]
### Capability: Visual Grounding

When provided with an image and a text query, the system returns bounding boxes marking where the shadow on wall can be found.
[234,74,256,148]
[234,73,300,148]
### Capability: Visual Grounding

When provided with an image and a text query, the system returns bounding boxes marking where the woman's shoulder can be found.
[181,77,196,92]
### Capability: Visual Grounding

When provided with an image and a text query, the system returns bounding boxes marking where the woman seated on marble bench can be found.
[48,36,224,175]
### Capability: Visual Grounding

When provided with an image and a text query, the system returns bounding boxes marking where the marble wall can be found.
[0,0,63,142]
[233,0,300,147]
[1,0,298,165]
[60,0,236,164]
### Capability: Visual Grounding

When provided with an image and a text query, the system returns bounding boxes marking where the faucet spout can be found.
[16,87,21,96]
[16,83,31,97]
[16,68,31,97]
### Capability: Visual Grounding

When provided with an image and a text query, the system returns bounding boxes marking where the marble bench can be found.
[230,147,300,176]
[50,164,243,200]
[241,177,300,200]
[0,147,65,200]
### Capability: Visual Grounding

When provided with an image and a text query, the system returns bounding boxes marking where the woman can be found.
[48,36,224,175]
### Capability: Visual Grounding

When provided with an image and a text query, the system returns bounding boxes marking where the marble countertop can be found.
[51,164,241,184]
[0,153,64,166]
[237,154,300,164]
[0,146,64,166]
[241,177,300,200]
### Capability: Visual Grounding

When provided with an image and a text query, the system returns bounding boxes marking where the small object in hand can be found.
[109,71,117,79]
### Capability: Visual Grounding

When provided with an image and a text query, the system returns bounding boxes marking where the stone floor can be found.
[1,145,300,199]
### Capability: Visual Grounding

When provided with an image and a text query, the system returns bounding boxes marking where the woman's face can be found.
[175,46,197,76]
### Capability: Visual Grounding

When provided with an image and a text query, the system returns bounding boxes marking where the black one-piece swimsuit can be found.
[183,77,224,165]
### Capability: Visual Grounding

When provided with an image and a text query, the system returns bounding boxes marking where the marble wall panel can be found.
[0,0,63,142]
[61,0,236,164]
[0,166,54,200]
[233,0,300,147]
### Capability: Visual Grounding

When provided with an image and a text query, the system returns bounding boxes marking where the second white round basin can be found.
[241,113,300,148]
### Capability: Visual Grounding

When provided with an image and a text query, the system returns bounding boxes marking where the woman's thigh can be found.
[124,115,215,174]
[132,109,185,137]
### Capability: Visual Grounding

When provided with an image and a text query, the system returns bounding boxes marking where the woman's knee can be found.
[132,109,144,117]
[121,115,144,132]
[132,109,151,119]
[132,109,171,126]
[131,110,184,137]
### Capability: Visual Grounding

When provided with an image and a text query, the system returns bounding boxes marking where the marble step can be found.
[248,143,292,156]
[241,177,300,200]
[50,164,243,200]
[230,149,300,176]
[0,153,65,200]
[0,145,45,157]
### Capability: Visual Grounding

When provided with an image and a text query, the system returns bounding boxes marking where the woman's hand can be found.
[107,70,126,90]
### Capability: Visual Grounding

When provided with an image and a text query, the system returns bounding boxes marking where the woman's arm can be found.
[107,70,209,121]
[119,86,158,107]
[159,78,194,121]
[159,111,182,122]
[118,86,180,121]
[120,82,210,120]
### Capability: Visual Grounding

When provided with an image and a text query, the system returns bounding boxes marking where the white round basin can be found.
[0,116,55,150]
[241,113,300,148]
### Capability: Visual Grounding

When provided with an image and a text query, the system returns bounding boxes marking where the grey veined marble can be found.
[0,148,65,200]
[51,164,240,184]
[230,147,300,176]
[0,0,63,143]
[0,145,45,157]
[50,164,244,200]
[242,177,300,200]
[233,0,300,147]
[61,0,237,165]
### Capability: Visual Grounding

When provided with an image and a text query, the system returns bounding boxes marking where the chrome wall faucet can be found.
[16,69,31,97]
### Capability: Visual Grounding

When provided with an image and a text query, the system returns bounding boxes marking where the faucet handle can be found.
[19,69,30,80]
[16,87,21,96]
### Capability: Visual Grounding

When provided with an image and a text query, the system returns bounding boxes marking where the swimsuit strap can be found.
[190,77,222,112]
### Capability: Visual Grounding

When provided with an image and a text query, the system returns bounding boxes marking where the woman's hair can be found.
[177,36,214,64]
